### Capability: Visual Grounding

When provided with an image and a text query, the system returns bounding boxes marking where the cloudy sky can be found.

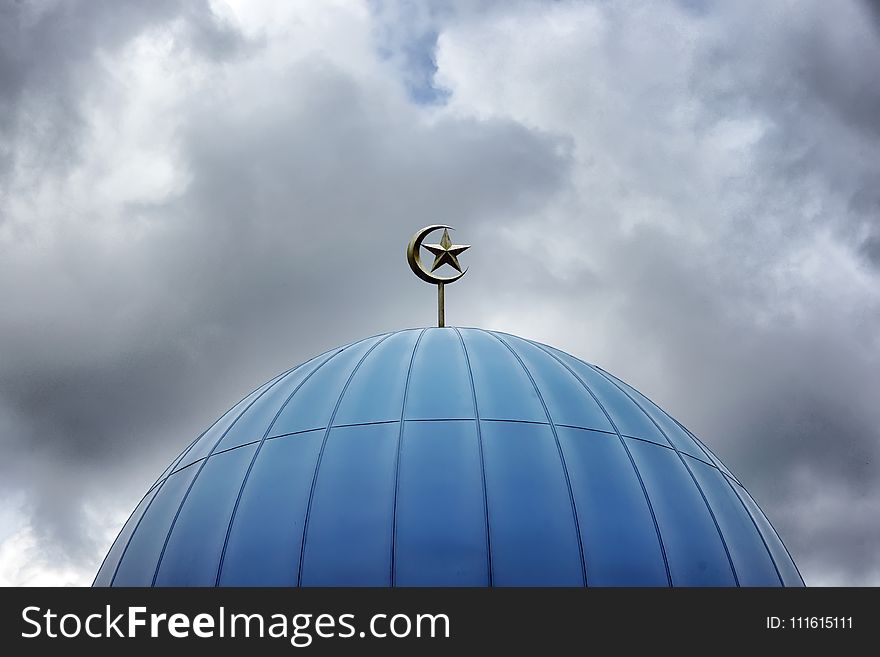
[1,0,879,587]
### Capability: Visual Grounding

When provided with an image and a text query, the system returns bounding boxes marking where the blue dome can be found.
[94,328,803,587]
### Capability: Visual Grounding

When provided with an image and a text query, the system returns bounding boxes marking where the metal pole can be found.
[438,282,445,327]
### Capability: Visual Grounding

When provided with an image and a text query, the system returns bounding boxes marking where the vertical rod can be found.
[438,282,445,327]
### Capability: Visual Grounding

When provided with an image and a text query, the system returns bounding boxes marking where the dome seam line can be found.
[99,327,801,589]
[390,328,428,587]
[674,422,785,586]
[296,332,396,587]
[686,430,742,485]
[169,363,301,475]
[598,368,743,484]
[95,483,161,587]
[147,357,308,586]
[677,420,801,585]
[522,338,673,587]
[107,359,307,586]
[452,328,493,587]
[725,477,804,587]
[489,331,589,587]
[588,365,742,587]
[213,344,351,586]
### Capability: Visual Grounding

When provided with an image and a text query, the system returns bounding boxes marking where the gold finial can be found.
[406,225,470,327]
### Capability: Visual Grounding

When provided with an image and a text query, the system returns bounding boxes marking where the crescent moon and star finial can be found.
[406,225,470,327]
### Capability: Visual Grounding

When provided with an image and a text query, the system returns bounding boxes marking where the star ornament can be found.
[423,228,470,274]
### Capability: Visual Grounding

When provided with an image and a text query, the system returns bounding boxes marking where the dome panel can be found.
[271,335,386,436]
[93,483,161,586]
[97,327,803,587]
[686,456,781,586]
[459,329,545,423]
[546,347,668,445]
[334,329,421,426]
[151,435,199,487]
[690,430,741,483]
[601,371,712,462]
[213,350,337,453]
[626,439,736,586]
[173,377,275,472]
[394,420,488,586]
[154,443,257,586]
[497,333,614,433]
[219,430,324,586]
[112,465,199,585]
[481,421,584,586]
[404,328,474,420]
[556,426,669,586]
[727,478,803,586]
[300,423,399,586]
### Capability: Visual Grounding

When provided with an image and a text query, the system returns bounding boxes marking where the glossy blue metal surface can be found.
[460,329,545,422]
[213,351,338,453]
[173,375,280,472]
[155,443,257,586]
[626,438,736,586]
[608,374,712,461]
[495,334,614,433]
[394,420,488,586]
[686,456,781,586]
[301,423,399,586]
[271,336,384,436]
[481,421,584,586]
[219,430,325,586]
[111,466,199,585]
[334,330,420,425]
[548,347,668,445]
[728,477,804,586]
[556,426,668,586]
[93,484,161,586]
[96,327,803,587]
[404,328,473,420]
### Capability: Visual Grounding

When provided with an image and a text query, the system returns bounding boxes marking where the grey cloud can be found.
[692,0,880,247]
[0,3,571,580]
[1,0,878,586]
[427,0,880,584]
[862,234,880,267]
[0,0,242,180]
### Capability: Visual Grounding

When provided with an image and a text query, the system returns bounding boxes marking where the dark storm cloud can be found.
[0,0,245,570]
[599,231,880,586]
[600,227,878,482]
[702,0,880,258]
[429,0,880,585]
[1,0,878,586]
[0,1,571,581]
[595,0,880,506]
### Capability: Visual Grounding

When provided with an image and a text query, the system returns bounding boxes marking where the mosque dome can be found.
[93,327,802,587]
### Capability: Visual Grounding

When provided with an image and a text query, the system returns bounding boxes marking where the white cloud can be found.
[1,0,878,587]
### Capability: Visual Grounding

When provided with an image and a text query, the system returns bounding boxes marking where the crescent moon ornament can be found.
[407,224,469,284]
[406,225,470,327]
